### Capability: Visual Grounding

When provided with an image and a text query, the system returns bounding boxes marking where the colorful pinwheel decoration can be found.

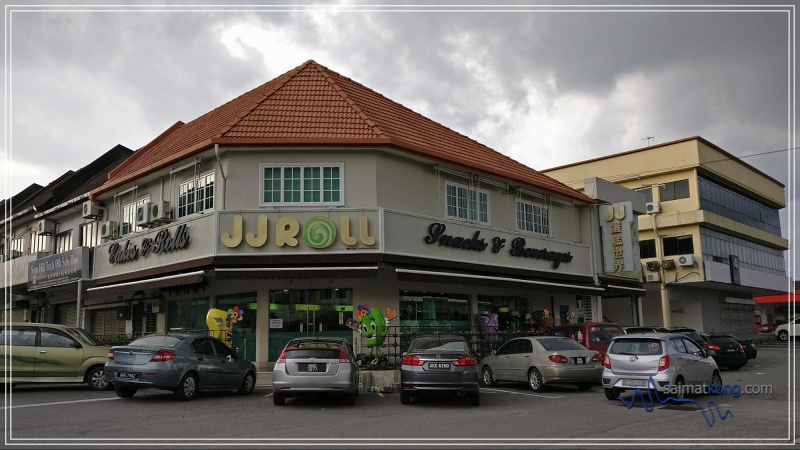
[227,306,244,325]
[356,304,370,319]
[566,310,575,322]
[542,309,550,319]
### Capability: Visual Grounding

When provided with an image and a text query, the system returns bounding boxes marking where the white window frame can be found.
[55,230,73,254]
[121,197,150,235]
[516,199,550,235]
[11,236,25,258]
[30,232,50,254]
[81,221,101,248]
[177,171,215,218]
[444,181,489,224]
[260,163,344,206]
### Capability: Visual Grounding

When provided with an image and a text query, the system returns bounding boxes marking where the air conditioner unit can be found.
[136,202,153,227]
[645,272,660,283]
[150,201,172,223]
[100,221,119,239]
[662,259,676,270]
[37,219,55,235]
[677,254,695,267]
[82,200,103,219]
[645,202,660,214]
[645,261,661,272]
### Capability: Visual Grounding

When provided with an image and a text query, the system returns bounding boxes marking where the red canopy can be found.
[754,293,798,304]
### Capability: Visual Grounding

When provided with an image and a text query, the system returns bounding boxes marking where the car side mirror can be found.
[705,349,715,357]
[70,341,82,349]
[491,349,497,355]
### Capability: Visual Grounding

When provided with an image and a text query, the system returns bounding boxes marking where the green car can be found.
[1,322,112,390]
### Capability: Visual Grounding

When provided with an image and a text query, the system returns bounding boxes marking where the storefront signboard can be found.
[28,247,90,290]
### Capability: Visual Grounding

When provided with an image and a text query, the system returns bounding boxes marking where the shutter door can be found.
[64,304,77,328]
[721,304,732,333]
[90,308,127,335]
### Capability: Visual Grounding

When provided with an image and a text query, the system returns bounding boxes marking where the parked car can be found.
[664,327,709,349]
[624,326,668,334]
[703,334,748,370]
[106,333,256,401]
[775,317,799,341]
[400,334,479,406]
[479,336,602,392]
[548,322,624,358]
[272,337,359,406]
[729,335,757,360]
[602,333,721,400]
[1,322,111,390]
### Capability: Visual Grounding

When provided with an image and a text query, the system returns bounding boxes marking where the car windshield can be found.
[707,336,738,346]
[537,338,586,351]
[589,325,624,343]
[410,336,468,352]
[128,335,184,347]
[609,338,663,356]
[64,327,102,346]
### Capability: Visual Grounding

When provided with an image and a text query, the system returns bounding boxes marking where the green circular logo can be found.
[303,217,337,249]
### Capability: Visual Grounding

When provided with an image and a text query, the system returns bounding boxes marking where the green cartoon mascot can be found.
[347,304,397,365]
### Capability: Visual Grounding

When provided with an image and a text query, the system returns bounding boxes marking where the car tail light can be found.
[149,350,176,362]
[591,354,602,362]
[402,355,424,366]
[339,349,349,362]
[708,344,721,351]
[603,354,611,369]
[453,356,476,366]
[276,350,287,363]
[658,355,670,371]
[107,350,114,360]
[738,344,743,351]
[548,355,568,363]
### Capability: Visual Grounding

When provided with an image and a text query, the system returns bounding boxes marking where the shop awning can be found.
[754,293,798,304]
[395,268,605,294]
[86,270,205,297]
[603,283,647,295]
[214,266,380,280]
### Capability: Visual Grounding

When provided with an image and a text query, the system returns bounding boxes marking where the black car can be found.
[400,334,479,406]
[704,334,747,370]
[665,327,709,349]
[729,334,757,361]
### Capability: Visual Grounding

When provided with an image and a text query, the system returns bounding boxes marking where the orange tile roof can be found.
[92,60,593,203]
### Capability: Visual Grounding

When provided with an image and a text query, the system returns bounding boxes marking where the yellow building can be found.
[544,136,789,335]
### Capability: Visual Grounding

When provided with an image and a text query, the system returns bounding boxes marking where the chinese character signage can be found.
[28,247,90,290]
[598,202,642,281]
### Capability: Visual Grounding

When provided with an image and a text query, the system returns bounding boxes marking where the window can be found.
[698,175,781,236]
[639,239,656,258]
[659,179,690,202]
[40,330,75,348]
[30,232,50,254]
[55,230,72,254]
[445,182,488,223]
[700,226,785,275]
[178,172,214,218]
[516,200,549,234]
[261,164,342,205]
[81,221,100,248]
[662,235,694,256]
[121,197,150,235]
[192,339,215,355]
[11,236,25,259]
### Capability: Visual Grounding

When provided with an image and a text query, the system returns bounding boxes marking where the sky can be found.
[2,1,796,276]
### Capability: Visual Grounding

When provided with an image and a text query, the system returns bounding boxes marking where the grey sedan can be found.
[400,334,479,406]
[479,336,603,392]
[105,333,257,401]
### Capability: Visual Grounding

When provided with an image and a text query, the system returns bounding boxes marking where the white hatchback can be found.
[602,333,721,400]
[775,318,799,341]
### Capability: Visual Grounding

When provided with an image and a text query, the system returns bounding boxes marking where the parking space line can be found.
[2,397,120,409]
[482,388,565,399]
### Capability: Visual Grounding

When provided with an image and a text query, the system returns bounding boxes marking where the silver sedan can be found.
[479,336,603,392]
[106,333,257,401]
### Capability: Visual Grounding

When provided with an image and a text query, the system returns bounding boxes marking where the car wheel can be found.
[604,388,621,400]
[469,391,480,406]
[238,371,255,395]
[400,391,411,404]
[273,392,285,406]
[174,373,198,401]
[87,366,111,391]
[342,390,356,406]
[673,376,685,400]
[528,368,544,392]
[482,366,495,387]
[728,365,742,371]
[710,371,722,393]
[779,330,788,341]
[576,382,593,391]
[114,385,137,398]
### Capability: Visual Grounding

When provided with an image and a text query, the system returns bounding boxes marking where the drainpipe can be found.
[588,204,601,321]
[651,211,670,327]
[214,144,227,210]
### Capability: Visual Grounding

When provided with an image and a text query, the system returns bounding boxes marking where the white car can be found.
[774,318,799,341]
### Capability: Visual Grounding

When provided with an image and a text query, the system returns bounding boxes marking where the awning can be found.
[395,268,604,294]
[603,283,647,295]
[754,293,798,304]
[214,266,380,280]
[86,270,205,297]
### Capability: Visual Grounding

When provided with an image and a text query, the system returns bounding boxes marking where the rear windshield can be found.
[707,336,738,346]
[288,340,343,349]
[128,335,184,348]
[609,338,664,356]
[285,348,341,359]
[537,338,587,351]
[410,336,468,352]
[589,325,624,343]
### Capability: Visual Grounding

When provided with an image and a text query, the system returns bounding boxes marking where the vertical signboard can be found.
[598,201,643,282]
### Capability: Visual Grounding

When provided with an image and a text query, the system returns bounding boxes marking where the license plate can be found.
[117,372,139,380]
[621,379,647,388]
[574,357,586,365]
[298,363,326,372]
[726,349,737,352]
[429,362,451,370]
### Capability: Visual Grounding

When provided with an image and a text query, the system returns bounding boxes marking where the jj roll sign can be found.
[598,201,642,281]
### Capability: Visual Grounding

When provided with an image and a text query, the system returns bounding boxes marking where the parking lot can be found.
[2,345,795,447]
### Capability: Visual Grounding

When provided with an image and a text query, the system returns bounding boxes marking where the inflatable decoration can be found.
[347,304,396,364]
[206,308,235,347]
